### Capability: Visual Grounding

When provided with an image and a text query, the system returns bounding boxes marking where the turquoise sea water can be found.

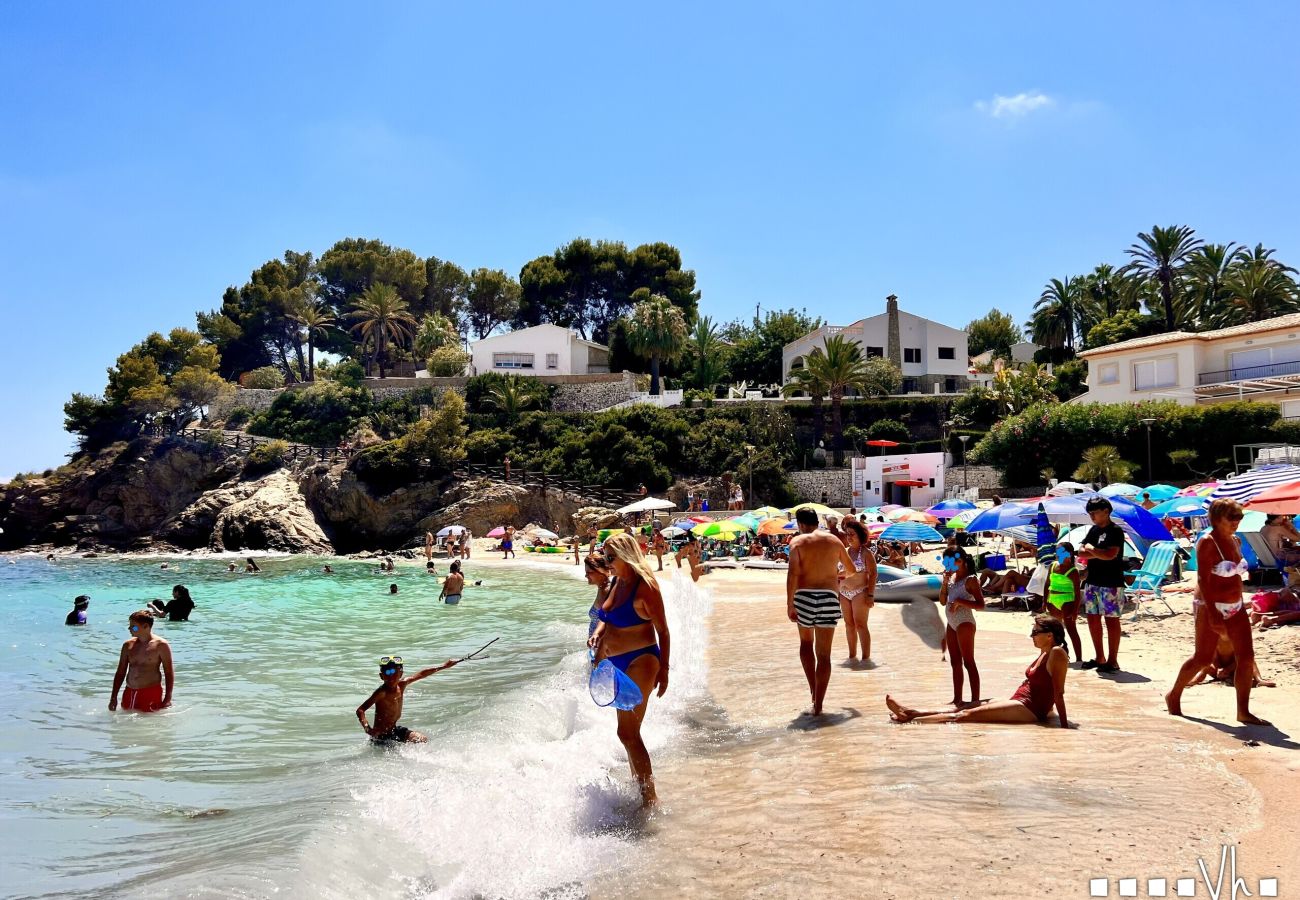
[0,554,712,899]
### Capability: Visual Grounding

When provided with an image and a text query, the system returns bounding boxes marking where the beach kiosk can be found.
[852,452,945,509]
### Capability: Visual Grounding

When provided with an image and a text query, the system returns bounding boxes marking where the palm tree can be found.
[1030,277,1084,350]
[1073,445,1134,486]
[484,374,538,423]
[1181,243,1241,329]
[782,362,828,453]
[1124,225,1202,332]
[801,334,873,466]
[1220,250,1300,325]
[288,296,336,381]
[686,315,726,391]
[349,283,417,379]
[625,293,687,395]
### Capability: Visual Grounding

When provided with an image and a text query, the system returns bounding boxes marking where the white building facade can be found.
[851,452,946,508]
[468,324,611,377]
[782,295,971,396]
[1078,312,1300,417]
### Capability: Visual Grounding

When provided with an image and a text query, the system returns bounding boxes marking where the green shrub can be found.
[349,392,467,492]
[248,382,373,446]
[242,367,285,389]
[222,406,253,429]
[465,427,516,463]
[866,418,910,443]
[330,359,366,388]
[245,439,290,476]
[971,400,1282,486]
[465,372,554,416]
[426,346,471,377]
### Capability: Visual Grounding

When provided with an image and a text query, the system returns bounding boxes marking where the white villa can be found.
[782,295,971,395]
[1078,312,1300,417]
[468,324,611,377]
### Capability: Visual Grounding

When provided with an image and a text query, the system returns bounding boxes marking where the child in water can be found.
[65,595,90,626]
[356,656,460,743]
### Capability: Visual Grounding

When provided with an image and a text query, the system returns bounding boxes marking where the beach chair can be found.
[1239,532,1289,586]
[1126,541,1179,619]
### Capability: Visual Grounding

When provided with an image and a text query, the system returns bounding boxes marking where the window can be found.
[493,352,534,370]
[546,353,559,369]
[938,346,955,360]
[902,377,919,393]
[1098,363,1119,385]
[865,346,884,358]
[944,377,959,393]
[1132,357,1176,391]
[904,348,921,364]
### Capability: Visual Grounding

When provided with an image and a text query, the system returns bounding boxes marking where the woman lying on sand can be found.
[887,615,1072,727]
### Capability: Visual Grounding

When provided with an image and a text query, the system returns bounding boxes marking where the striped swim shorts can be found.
[793,589,842,629]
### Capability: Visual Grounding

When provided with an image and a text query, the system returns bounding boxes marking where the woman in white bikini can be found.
[940,547,985,707]
[838,518,878,664]
[1166,498,1270,725]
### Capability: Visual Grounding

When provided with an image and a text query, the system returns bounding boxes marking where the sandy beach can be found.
[462,546,1299,898]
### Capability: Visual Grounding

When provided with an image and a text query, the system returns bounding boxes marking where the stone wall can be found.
[551,372,637,412]
[943,465,1004,493]
[210,388,280,421]
[788,468,854,506]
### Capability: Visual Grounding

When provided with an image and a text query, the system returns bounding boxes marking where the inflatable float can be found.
[872,565,943,603]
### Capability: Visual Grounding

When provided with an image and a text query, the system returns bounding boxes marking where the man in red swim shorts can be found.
[109,610,174,713]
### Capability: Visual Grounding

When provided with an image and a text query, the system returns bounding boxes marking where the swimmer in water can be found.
[147,584,195,622]
[389,583,399,595]
[46,553,56,562]
[227,562,237,573]
[438,561,465,604]
[109,610,174,713]
[323,564,334,574]
[425,561,437,575]
[356,655,460,743]
[159,563,170,570]
[65,595,90,626]
[245,557,261,574]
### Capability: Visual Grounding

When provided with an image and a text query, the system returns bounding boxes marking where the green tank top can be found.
[1047,565,1077,607]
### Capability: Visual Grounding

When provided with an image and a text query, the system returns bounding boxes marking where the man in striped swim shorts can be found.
[787,507,858,716]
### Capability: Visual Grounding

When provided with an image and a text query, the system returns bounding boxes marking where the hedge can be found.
[971,400,1285,486]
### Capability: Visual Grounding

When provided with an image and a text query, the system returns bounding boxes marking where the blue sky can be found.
[3,1,1299,478]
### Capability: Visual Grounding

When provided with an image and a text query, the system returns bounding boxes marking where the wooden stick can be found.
[455,636,499,663]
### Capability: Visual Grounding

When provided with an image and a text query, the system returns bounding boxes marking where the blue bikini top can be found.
[597,578,652,628]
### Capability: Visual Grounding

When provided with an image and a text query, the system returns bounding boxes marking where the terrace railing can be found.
[1197,359,1300,386]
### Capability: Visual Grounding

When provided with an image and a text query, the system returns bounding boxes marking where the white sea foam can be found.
[292,571,713,899]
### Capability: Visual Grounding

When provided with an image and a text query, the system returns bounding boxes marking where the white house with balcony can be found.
[468,324,611,377]
[1078,312,1300,417]
[782,295,972,395]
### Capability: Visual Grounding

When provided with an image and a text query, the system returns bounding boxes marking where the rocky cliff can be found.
[0,437,606,555]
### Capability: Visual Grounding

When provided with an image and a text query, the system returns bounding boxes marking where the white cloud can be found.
[974,91,1055,119]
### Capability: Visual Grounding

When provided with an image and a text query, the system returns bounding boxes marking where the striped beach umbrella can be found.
[879,522,944,543]
[1243,479,1300,514]
[1176,481,1220,497]
[1211,465,1300,504]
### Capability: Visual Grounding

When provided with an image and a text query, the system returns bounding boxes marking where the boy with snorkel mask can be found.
[356,655,460,744]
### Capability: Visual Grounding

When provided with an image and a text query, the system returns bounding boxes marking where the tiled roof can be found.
[1079,312,1300,357]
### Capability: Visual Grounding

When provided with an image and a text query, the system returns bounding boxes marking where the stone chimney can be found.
[886,294,902,369]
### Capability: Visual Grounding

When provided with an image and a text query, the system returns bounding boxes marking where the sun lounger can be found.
[1126,540,1179,619]
[1239,532,1289,586]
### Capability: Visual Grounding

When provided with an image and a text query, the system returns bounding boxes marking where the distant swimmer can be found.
[438,561,465,604]
[227,562,238,573]
[787,507,857,716]
[245,558,261,574]
[323,565,334,574]
[109,610,174,713]
[46,553,56,562]
[148,585,195,622]
[66,595,90,626]
[425,561,437,575]
[356,655,460,744]
[389,583,399,595]
[159,562,170,570]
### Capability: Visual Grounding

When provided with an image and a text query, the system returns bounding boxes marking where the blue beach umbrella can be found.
[926,499,977,519]
[1033,503,1057,549]
[1037,493,1172,542]
[880,522,945,543]
[1099,482,1142,498]
[1149,496,1209,518]
[1212,465,1300,504]
[963,501,1035,533]
[1140,484,1180,501]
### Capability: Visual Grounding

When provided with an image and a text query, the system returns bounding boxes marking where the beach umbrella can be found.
[618,496,676,514]
[751,506,785,519]
[1212,465,1300,504]
[1062,524,1140,560]
[887,508,939,525]
[436,525,466,537]
[525,527,559,541]
[866,439,900,448]
[946,509,981,530]
[758,518,796,536]
[660,526,687,538]
[1149,496,1210,518]
[1099,482,1142,498]
[1036,493,1172,542]
[1047,480,1091,496]
[926,499,977,519]
[788,502,838,517]
[879,522,944,543]
[1140,484,1180,501]
[1244,479,1300,514]
[866,521,891,536]
[879,504,903,513]
[672,519,698,531]
[487,526,508,538]
[996,525,1039,545]
[688,515,711,523]
[963,501,1035,533]
[1177,481,1220,497]
[730,513,762,531]
[691,520,747,538]
[1033,504,1057,549]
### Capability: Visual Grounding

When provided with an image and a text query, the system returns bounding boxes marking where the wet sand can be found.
[589,569,1300,899]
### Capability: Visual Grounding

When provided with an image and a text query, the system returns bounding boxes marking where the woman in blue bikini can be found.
[587,532,671,808]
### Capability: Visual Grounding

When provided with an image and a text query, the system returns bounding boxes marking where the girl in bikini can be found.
[838,518,878,664]
[1045,542,1084,660]
[887,615,1072,727]
[1166,498,1271,725]
[939,547,985,707]
[587,533,671,808]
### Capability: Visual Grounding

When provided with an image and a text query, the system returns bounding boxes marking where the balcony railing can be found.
[1198,359,1300,386]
